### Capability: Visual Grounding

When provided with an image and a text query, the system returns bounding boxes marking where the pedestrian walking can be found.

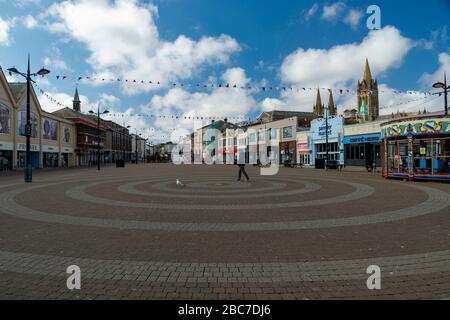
[237,163,250,181]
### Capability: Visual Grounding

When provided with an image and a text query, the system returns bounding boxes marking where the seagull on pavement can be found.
[176,179,185,188]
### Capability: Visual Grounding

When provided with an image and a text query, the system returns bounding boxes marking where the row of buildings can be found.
[0,67,147,171]
[178,60,449,181]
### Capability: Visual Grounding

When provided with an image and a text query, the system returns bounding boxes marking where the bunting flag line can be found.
[104,113,250,121]
[34,82,442,124]
[378,91,441,111]
[50,73,439,96]
[33,83,253,122]
[0,65,442,97]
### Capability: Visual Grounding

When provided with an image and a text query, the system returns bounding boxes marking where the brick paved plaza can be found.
[0,164,449,300]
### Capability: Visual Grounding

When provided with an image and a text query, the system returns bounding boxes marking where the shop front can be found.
[279,141,296,165]
[310,116,344,166]
[17,143,40,169]
[0,141,13,171]
[42,145,59,168]
[296,131,310,166]
[344,133,381,167]
[297,143,311,165]
[61,147,74,167]
[381,115,450,181]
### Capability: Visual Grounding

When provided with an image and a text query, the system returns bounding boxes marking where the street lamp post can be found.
[135,130,142,164]
[124,125,131,162]
[432,72,450,116]
[89,105,109,171]
[8,55,50,183]
[324,107,329,164]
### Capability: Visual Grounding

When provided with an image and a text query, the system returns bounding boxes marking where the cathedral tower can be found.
[357,58,379,122]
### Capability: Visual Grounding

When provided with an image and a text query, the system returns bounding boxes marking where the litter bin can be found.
[116,159,125,168]
[315,158,325,169]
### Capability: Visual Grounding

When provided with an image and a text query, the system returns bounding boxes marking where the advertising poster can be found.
[0,105,10,135]
[62,125,71,144]
[18,111,38,138]
[42,118,58,141]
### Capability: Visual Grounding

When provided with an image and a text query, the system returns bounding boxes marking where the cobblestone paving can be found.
[0,164,449,299]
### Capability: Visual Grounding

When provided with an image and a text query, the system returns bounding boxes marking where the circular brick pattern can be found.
[0,176,447,231]
[65,178,374,210]
[1,165,449,299]
[118,178,321,199]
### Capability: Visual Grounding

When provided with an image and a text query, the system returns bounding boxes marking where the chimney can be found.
[224,118,228,123]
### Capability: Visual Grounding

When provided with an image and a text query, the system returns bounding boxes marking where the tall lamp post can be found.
[124,125,131,162]
[324,106,329,164]
[89,105,109,171]
[432,72,449,116]
[134,129,142,164]
[8,55,50,183]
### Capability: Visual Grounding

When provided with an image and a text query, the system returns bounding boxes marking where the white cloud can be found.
[344,9,363,29]
[264,26,430,116]
[23,15,38,29]
[0,17,12,46]
[14,0,40,8]
[41,0,241,95]
[419,52,450,92]
[318,2,363,29]
[98,93,121,107]
[280,26,413,87]
[43,56,70,71]
[221,67,250,85]
[140,68,257,136]
[321,2,345,22]
[305,3,319,21]
[38,91,89,113]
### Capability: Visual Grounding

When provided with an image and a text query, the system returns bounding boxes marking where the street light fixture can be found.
[8,55,50,182]
[89,106,109,171]
[432,73,449,116]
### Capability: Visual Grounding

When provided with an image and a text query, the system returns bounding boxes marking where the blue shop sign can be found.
[310,117,344,141]
[343,133,381,145]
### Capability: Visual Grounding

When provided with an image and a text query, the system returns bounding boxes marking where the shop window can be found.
[433,139,450,174]
[282,127,292,139]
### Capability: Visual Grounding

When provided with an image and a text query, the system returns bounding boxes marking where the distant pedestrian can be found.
[237,163,249,181]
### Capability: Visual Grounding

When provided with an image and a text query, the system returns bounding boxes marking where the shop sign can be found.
[62,147,74,153]
[297,143,310,152]
[0,141,13,150]
[42,145,60,153]
[17,143,40,152]
[343,133,381,144]
[310,117,344,142]
[382,118,450,138]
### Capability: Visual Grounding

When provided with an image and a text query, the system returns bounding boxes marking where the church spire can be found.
[327,89,337,115]
[73,87,81,112]
[313,88,323,117]
[363,58,372,83]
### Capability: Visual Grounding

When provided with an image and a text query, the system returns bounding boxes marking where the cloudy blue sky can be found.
[0,0,449,141]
